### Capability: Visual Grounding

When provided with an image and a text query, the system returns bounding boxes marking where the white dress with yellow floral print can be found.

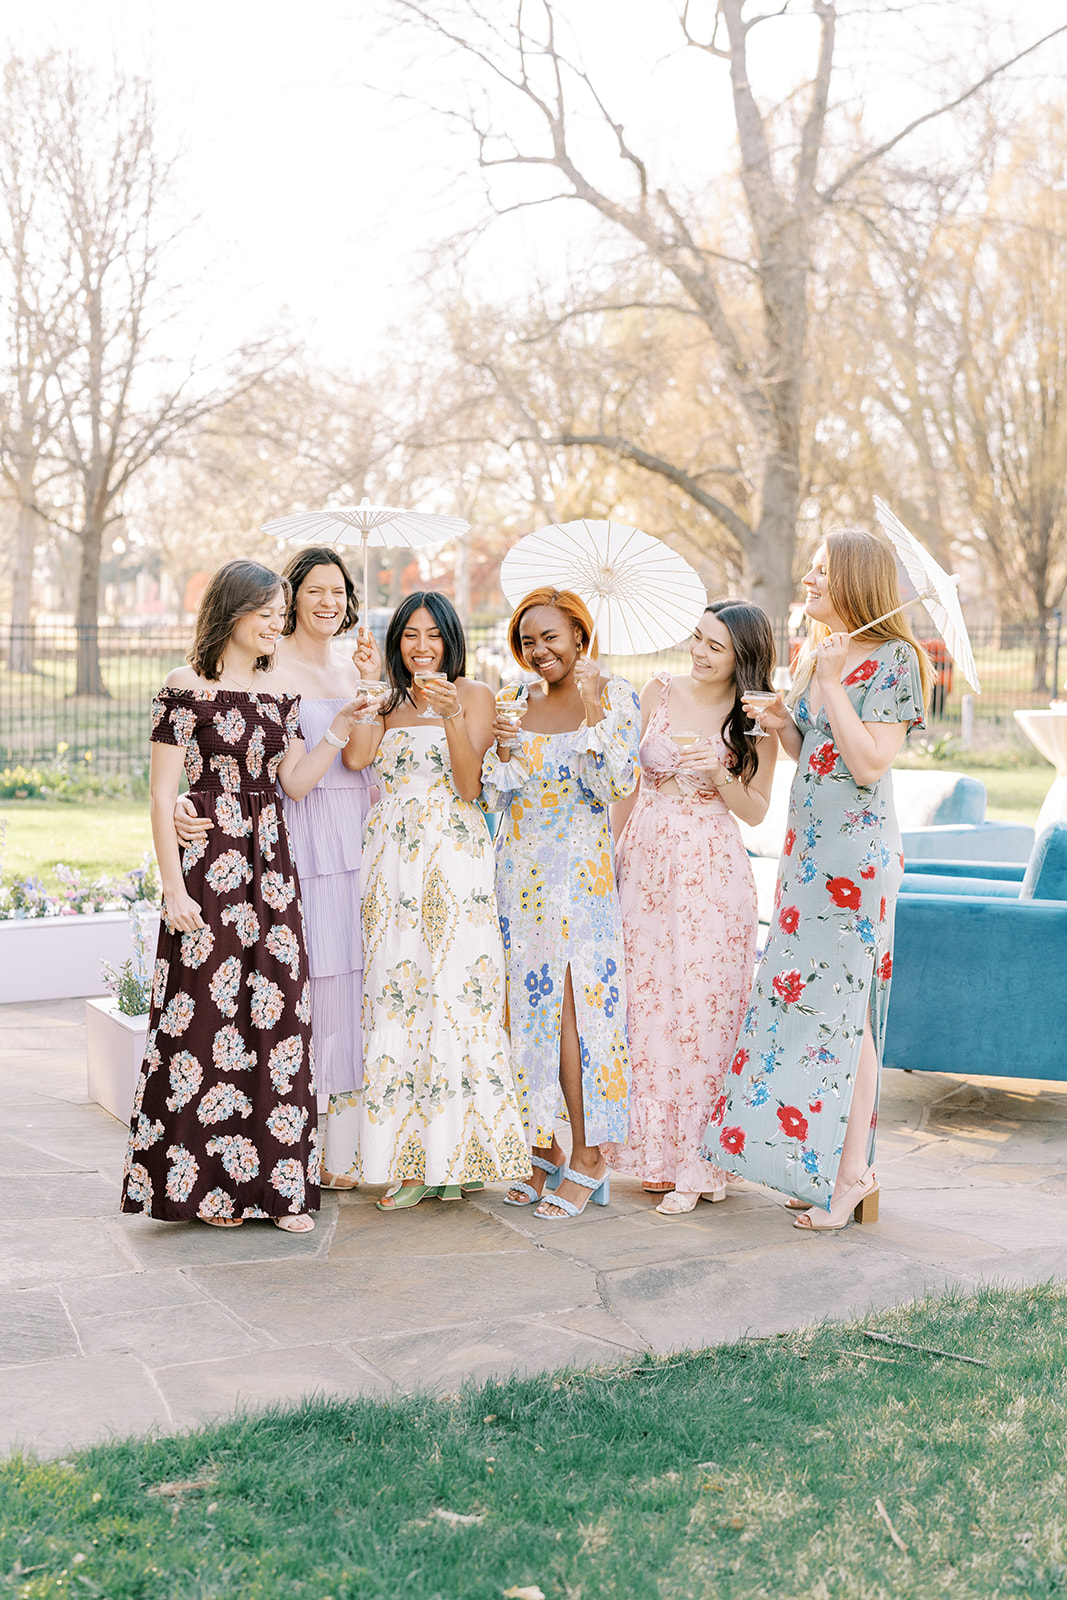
[348,724,529,1187]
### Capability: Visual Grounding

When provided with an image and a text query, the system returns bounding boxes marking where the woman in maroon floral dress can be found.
[120,560,365,1232]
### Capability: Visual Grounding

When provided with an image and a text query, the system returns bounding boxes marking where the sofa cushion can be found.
[900,872,1020,899]
[1020,820,1067,901]
[737,761,989,861]
[891,769,987,828]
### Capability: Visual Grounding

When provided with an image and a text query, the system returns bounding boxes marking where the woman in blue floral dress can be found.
[120,560,364,1231]
[481,588,640,1220]
[704,531,930,1230]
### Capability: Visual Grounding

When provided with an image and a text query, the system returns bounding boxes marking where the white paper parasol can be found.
[262,497,469,616]
[499,519,707,655]
[868,498,981,694]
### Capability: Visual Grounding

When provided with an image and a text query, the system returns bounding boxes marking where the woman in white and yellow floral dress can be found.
[341,592,528,1209]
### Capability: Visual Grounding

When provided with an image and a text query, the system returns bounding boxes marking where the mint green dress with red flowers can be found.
[702,641,925,1209]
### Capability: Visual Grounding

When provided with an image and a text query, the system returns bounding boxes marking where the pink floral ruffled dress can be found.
[603,673,758,1192]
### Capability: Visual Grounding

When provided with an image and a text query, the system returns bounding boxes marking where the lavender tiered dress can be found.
[279,698,374,1177]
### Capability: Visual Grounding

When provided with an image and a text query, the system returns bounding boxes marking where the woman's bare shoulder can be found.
[161,665,205,691]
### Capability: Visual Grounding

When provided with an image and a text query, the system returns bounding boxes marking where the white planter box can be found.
[85,996,149,1125]
[0,910,160,1003]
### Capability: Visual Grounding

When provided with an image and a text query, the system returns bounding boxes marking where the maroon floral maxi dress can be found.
[120,687,320,1223]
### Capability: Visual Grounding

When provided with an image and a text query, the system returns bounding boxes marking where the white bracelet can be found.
[322,727,346,749]
[445,707,464,721]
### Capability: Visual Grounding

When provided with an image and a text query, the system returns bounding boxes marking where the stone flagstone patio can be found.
[2,998,1065,1458]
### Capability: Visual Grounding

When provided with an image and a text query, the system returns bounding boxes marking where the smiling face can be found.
[802,544,847,632]
[690,611,736,691]
[231,588,286,660]
[294,562,349,640]
[518,604,583,684]
[399,606,446,677]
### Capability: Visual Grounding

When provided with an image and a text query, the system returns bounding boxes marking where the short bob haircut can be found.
[280,546,359,637]
[790,528,933,708]
[187,559,287,681]
[381,591,467,715]
[704,599,776,787]
[507,587,598,670]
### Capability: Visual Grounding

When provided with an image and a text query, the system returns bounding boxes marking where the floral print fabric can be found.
[348,726,529,1186]
[603,674,758,1191]
[704,642,925,1208]
[120,687,319,1222]
[481,676,640,1148]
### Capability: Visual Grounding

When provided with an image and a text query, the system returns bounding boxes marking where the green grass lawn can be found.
[0,801,152,892]
[2,1284,1064,1599]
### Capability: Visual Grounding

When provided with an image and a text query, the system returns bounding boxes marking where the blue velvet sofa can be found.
[882,821,1067,1081]
[739,764,1035,925]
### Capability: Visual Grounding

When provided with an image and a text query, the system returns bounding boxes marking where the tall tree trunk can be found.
[7,494,39,673]
[1032,604,1051,695]
[73,515,108,697]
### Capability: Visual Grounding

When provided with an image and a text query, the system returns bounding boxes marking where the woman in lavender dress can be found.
[176,547,381,1187]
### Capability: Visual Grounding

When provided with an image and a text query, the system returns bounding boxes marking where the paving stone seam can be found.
[135,1354,178,1432]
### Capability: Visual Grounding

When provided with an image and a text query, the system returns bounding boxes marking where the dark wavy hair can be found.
[188,560,287,680]
[381,591,467,715]
[705,599,776,786]
[279,546,359,637]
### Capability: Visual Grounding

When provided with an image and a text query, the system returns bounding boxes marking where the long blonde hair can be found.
[789,529,933,707]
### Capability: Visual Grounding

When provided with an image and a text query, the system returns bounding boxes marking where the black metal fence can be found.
[1,614,1062,775]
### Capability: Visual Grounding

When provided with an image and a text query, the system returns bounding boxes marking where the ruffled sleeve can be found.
[480,744,536,814]
[149,687,208,749]
[571,676,641,803]
[858,643,926,731]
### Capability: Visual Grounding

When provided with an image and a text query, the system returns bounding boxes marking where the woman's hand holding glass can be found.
[493,693,525,757]
[327,695,373,743]
[674,737,722,784]
[741,690,789,735]
[417,673,460,720]
[352,681,387,723]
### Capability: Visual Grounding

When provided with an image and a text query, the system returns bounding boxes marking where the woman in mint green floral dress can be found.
[705,531,931,1231]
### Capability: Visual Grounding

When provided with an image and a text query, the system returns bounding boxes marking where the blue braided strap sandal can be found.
[502,1152,564,1208]
[535,1165,609,1220]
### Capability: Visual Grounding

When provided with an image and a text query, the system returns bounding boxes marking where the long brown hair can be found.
[790,530,933,707]
[187,560,287,681]
[705,600,776,786]
[507,587,598,668]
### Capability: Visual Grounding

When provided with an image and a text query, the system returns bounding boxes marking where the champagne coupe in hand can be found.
[671,727,701,751]
[413,670,448,718]
[495,687,527,749]
[742,691,777,737]
[353,680,387,724]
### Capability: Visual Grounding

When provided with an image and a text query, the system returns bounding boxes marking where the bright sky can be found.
[5,0,1060,378]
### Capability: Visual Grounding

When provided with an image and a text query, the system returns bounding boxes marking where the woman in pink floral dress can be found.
[604,602,777,1213]
[120,560,365,1232]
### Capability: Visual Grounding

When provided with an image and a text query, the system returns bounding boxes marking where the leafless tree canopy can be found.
[382,0,1067,623]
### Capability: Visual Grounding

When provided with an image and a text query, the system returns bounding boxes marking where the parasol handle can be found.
[587,593,605,658]
[847,594,922,638]
[362,532,371,636]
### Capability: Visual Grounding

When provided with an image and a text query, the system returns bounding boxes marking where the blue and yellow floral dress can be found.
[121,687,319,1222]
[481,677,640,1149]
[351,725,529,1187]
[704,642,925,1207]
